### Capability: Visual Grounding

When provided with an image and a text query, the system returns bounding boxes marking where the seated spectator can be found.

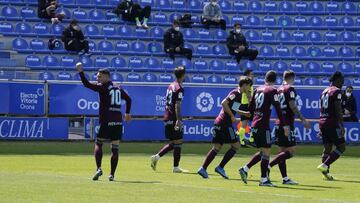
[164,20,192,61]
[201,0,226,30]
[343,86,358,122]
[113,0,151,29]
[226,23,258,63]
[38,0,65,24]
[61,20,90,56]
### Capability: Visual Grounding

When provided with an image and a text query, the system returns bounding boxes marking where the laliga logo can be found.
[296,95,303,111]
[196,92,214,112]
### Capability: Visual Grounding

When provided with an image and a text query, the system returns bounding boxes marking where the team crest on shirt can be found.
[290,91,295,99]
[274,94,279,101]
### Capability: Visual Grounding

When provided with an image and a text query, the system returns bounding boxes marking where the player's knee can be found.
[173,143,182,149]
[96,139,104,146]
[111,144,119,153]
[213,144,222,151]
[261,154,270,160]
[336,145,346,154]
[231,145,239,152]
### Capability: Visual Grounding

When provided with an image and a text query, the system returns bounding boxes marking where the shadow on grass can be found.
[118,180,162,184]
[299,184,341,189]
[333,179,360,184]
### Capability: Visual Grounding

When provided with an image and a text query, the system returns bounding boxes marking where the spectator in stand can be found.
[61,20,91,56]
[164,20,192,61]
[38,0,65,24]
[201,0,226,30]
[113,0,151,29]
[342,86,358,122]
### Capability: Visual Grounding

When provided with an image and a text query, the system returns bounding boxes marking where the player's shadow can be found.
[299,184,341,189]
[275,185,323,191]
[118,180,162,184]
[333,179,360,184]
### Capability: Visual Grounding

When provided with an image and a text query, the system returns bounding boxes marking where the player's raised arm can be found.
[121,89,132,122]
[76,62,105,92]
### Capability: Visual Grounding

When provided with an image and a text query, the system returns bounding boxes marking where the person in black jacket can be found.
[38,0,65,24]
[113,0,151,29]
[164,20,192,61]
[61,20,90,55]
[226,23,258,64]
[342,86,358,122]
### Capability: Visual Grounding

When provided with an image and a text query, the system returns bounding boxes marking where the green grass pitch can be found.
[0,142,360,203]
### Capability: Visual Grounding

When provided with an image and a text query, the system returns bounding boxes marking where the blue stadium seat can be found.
[342,2,356,13]
[134,28,149,38]
[172,0,185,9]
[80,56,93,69]
[176,58,192,69]
[98,40,113,52]
[56,8,71,19]
[248,0,262,11]
[59,0,74,4]
[153,12,168,23]
[223,75,237,84]
[356,17,360,27]
[76,0,91,5]
[72,9,87,20]
[50,23,64,35]
[95,57,110,68]
[310,16,323,27]
[264,1,278,12]
[214,29,227,40]
[129,57,144,69]
[191,74,206,83]
[304,78,320,86]
[111,72,124,82]
[325,16,338,27]
[326,2,340,12]
[306,61,321,72]
[294,16,307,27]
[115,41,130,52]
[308,31,322,42]
[94,0,107,6]
[255,77,265,85]
[245,30,260,41]
[131,41,146,53]
[323,46,337,58]
[38,72,54,80]
[276,30,292,41]
[258,61,272,72]
[0,22,13,34]
[292,46,307,57]
[219,0,232,11]
[143,73,157,82]
[292,31,306,42]
[340,31,354,42]
[189,0,201,10]
[156,0,171,9]
[263,15,276,27]
[320,78,330,86]
[61,56,76,69]
[261,30,275,41]
[184,43,194,52]
[231,15,245,25]
[183,28,198,40]
[295,1,308,12]
[162,58,174,69]
[310,1,323,12]
[159,73,174,82]
[276,77,282,85]
[44,55,59,68]
[278,16,292,27]
[293,78,303,86]
[355,62,360,73]
[324,31,338,42]
[274,61,288,72]
[111,57,127,69]
[321,62,336,73]
[340,16,354,27]
[85,25,100,37]
[339,46,353,57]
[338,62,353,73]
[12,38,28,50]
[102,25,116,37]
[289,61,305,72]
[308,46,322,57]
[191,15,200,23]
[196,44,211,55]
[242,60,257,70]
[193,59,208,70]
[57,72,73,80]
[1,6,18,19]
[344,78,352,86]
[198,28,212,40]
[15,22,32,34]
[246,15,261,26]
[279,1,293,12]
[353,78,360,86]
[33,23,49,35]
[276,45,290,57]
[89,9,104,21]
[150,26,164,39]
[148,42,162,54]
[118,25,132,36]
[25,55,41,68]
[224,60,238,71]
[109,0,121,6]
[169,13,182,22]
[209,59,225,71]
[127,72,142,82]
[208,75,222,84]
[74,72,90,81]
[260,45,274,57]
[21,7,36,19]
[213,44,227,56]
[145,57,160,69]
[356,31,360,41]
[233,0,247,11]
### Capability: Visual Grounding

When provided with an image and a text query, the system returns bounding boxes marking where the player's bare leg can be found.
[109,140,120,181]
[198,144,222,178]
[215,142,240,179]
[151,142,175,171]
[318,143,334,180]
[269,146,298,185]
[92,138,105,181]
[172,139,188,173]
[239,151,262,184]
[259,148,276,187]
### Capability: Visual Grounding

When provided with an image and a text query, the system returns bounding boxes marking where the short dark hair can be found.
[283,70,295,81]
[346,85,353,90]
[174,66,186,79]
[329,71,344,83]
[173,20,180,26]
[98,68,110,76]
[244,69,253,76]
[70,19,78,25]
[238,76,252,87]
[265,70,277,83]
[234,23,242,28]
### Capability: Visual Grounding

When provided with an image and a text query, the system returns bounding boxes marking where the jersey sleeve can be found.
[288,87,297,101]
[226,91,236,102]
[121,88,132,114]
[79,72,105,92]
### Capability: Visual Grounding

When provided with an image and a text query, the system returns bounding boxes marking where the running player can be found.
[76,63,132,181]
[150,66,188,173]
[317,71,345,180]
[197,77,252,179]
[239,70,289,187]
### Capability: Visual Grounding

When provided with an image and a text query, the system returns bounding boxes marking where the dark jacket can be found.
[38,0,55,19]
[61,26,85,45]
[163,28,184,51]
[226,30,249,54]
[342,93,357,115]
[113,0,134,19]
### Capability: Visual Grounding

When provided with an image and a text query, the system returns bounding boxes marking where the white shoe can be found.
[142,23,149,29]
[136,21,142,28]
[173,167,189,173]
[150,155,159,171]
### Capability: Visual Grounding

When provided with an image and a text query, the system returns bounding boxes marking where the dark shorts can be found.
[212,124,239,144]
[321,127,345,146]
[252,127,271,148]
[239,104,250,121]
[275,125,296,147]
[164,121,183,141]
[97,123,123,141]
